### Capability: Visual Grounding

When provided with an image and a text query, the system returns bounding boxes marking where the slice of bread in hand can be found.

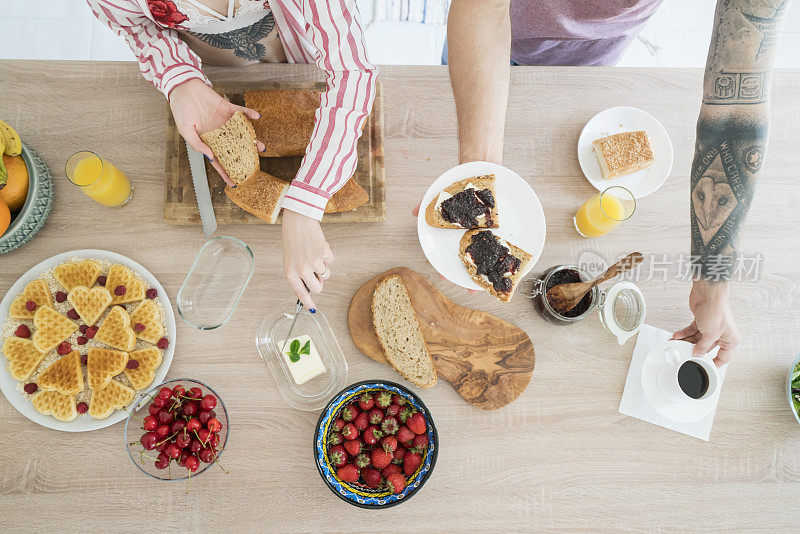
[425,175,499,229]
[371,275,437,389]
[459,229,532,302]
[245,89,319,157]
[325,178,369,213]
[200,111,259,185]
[225,170,288,223]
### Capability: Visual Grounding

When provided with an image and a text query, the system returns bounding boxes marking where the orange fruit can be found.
[0,154,29,212]
[0,198,10,237]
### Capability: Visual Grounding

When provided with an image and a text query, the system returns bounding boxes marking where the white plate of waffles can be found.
[0,250,175,431]
[578,106,674,198]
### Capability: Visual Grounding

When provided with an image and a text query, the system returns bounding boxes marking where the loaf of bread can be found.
[324,178,369,213]
[244,89,319,157]
[199,111,260,185]
[225,170,288,224]
[371,275,437,389]
[425,175,499,229]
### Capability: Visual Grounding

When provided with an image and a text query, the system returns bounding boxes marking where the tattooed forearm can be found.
[691,0,791,279]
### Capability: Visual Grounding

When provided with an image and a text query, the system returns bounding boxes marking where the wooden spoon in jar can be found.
[546,252,644,315]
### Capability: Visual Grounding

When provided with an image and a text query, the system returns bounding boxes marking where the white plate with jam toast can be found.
[417,161,545,293]
[0,250,175,431]
[578,106,673,198]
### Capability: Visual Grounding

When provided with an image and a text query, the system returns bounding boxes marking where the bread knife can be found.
[185,141,217,237]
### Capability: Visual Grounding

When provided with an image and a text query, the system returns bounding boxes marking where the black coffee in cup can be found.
[677,360,709,399]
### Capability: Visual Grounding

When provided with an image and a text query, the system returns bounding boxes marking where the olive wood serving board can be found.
[347,267,535,410]
[164,81,385,224]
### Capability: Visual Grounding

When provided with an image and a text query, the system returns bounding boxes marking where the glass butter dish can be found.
[256,304,348,411]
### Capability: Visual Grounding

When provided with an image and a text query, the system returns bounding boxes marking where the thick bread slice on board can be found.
[325,178,369,213]
[424,175,499,229]
[371,275,437,388]
[225,170,289,223]
[459,229,532,302]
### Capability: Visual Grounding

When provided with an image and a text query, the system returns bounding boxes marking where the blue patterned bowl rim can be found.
[0,142,55,254]
[314,380,438,509]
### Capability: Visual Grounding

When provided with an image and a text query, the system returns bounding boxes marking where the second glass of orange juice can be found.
[66,151,133,207]
[573,186,635,238]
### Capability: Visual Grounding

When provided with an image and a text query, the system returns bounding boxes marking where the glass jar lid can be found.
[597,281,646,345]
[255,304,348,411]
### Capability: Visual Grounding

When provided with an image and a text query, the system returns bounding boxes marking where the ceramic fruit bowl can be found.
[124,379,228,481]
[314,380,438,508]
[0,142,54,254]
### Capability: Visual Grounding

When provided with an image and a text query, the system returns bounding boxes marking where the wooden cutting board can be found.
[347,267,535,410]
[164,81,385,224]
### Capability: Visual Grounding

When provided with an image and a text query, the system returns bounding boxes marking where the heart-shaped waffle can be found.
[37,350,84,396]
[67,286,113,326]
[32,305,78,353]
[32,390,77,422]
[94,306,136,351]
[9,279,54,320]
[53,260,101,291]
[106,264,146,305]
[2,337,46,381]
[129,300,164,345]
[124,347,162,390]
[86,348,128,390]
[88,378,134,419]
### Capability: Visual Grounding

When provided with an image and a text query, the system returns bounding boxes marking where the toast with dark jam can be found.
[425,175,499,229]
[459,229,532,302]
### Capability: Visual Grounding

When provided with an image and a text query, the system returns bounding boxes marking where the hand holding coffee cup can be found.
[657,345,720,403]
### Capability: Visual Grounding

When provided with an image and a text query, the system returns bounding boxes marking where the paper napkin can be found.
[618,324,727,441]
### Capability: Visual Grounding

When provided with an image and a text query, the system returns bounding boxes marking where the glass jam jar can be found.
[520,264,646,344]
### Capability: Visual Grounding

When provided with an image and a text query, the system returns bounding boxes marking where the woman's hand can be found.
[169,78,264,186]
[282,210,334,311]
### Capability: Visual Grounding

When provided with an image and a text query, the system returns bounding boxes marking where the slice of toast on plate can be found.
[459,229,532,302]
[425,175,499,229]
[200,111,260,185]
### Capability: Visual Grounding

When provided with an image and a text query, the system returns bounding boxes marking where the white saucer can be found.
[578,106,673,198]
[416,161,546,290]
[640,340,718,424]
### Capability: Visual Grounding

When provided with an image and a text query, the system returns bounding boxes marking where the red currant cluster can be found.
[131,384,224,477]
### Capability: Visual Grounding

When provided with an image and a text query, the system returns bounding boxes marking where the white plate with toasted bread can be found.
[578,106,673,198]
[0,250,175,432]
[417,161,545,293]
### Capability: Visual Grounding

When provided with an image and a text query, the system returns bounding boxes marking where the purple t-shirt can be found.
[510,0,663,66]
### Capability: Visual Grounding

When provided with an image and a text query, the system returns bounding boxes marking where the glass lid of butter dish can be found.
[255,304,348,411]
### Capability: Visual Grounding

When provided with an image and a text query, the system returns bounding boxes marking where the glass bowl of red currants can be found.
[124,378,229,480]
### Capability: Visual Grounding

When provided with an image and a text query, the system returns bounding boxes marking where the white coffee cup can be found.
[656,346,719,402]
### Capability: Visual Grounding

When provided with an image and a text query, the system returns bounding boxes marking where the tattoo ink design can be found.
[742,0,789,60]
[188,13,275,61]
[705,70,771,105]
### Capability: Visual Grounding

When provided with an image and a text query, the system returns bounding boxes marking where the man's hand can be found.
[673,279,740,367]
[281,210,334,311]
[169,78,264,186]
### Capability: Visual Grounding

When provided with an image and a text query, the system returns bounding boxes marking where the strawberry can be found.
[376,391,392,409]
[328,444,348,467]
[341,404,359,422]
[354,412,369,431]
[391,394,406,406]
[358,392,375,411]
[397,425,415,444]
[382,463,401,477]
[361,467,382,489]
[386,404,401,417]
[412,434,429,449]
[354,452,371,469]
[371,448,393,469]
[363,425,382,445]
[337,464,360,483]
[404,450,422,476]
[407,412,427,435]
[381,416,399,435]
[368,407,384,425]
[329,432,343,445]
[343,439,362,456]
[392,445,406,464]
[386,473,406,494]
[341,422,359,441]
[380,435,398,453]
[398,406,414,423]
[333,418,346,431]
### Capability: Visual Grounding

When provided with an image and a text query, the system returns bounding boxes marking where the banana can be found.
[0,135,6,187]
[0,119,21,156]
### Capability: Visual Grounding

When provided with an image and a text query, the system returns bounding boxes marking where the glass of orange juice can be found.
[573,186,635,238]
[65,151,133,207]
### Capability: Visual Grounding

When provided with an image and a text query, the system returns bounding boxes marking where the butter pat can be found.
[279,334,326,385]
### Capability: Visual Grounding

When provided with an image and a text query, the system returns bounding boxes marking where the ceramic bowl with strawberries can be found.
[314,380,438,508]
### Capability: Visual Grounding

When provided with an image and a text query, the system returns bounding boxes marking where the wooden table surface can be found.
[1,62,800,532]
